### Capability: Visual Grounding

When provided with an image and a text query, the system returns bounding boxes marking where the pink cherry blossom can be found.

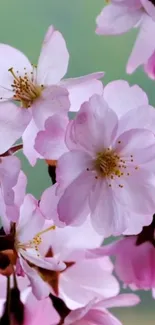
[0,25,104,163]
[96,0,155,75]
[1,194,66,299]
[64,294,140,325]
[35,193,120,309]
[56,92,155,236]
[85,215,155,296]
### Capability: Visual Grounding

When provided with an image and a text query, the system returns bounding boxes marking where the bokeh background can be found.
[0,0,154,323]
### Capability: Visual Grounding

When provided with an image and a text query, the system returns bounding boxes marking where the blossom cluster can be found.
[0,1,155,324]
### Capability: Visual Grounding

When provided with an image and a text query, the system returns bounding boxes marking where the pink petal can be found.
[35,114,68,160]
[103,80,148,119]
[0,44,33,100]
[97,294,140,309]
[96,4,142,35]
[114,128,155,165]
[16,194,45,243]
[127,15,155,73]
[89,180,128,236]
[117,105,155,136]
[56,150,92,193]
[86,309,122,325]
[60,258,119,309]
[114,168,155,215]
[20,249,65,271]
[0,102,31,154]
[37,25,69,85]
[58,171,95,226]
[144,50,155,79]
[141,0,155,20]
[61,72,104,112]
[20,258,50,299]
[68,95,118,153]
[32,85,70,129]
[24,289,60,325]
[13,171,27,209]
[23,119,42,166]
[123,212,153,235]
[0,156,21,205]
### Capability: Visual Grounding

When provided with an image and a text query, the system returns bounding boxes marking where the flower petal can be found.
[89,180,129,237]
[61,72,104,112]
[37,25,69,85]
[56,150,92,193]
[57,171,95,226]
[96,4,142,35]
[32,85,70,129]
[0,44,32,100]
[20,258,50,299]
[103,80,148,119]
[22,119,41,166]
[127,15,155,73]
[0,102,31,154]
[69,95,118,153]
[16,194,45,243]
[97,293,140,309]
[35,114,68,160]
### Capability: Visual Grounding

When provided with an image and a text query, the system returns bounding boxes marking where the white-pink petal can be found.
[0,102,31,154]
[37,25,69,85]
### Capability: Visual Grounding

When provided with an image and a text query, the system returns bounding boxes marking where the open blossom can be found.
[64,294,140,325]
[56,90,155,236]
[0,194,65,299]
[33,193,119,309]
[0,25,103,164]
[96,0,155,76]
[91,215,155,298]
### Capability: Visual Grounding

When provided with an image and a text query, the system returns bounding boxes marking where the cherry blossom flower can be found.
[56,92,155,236]
[88,215,155,298]
[32,202,119,309]
[0,25,104,164]
[96,0,155,75]
[0,194,66,299]
[64,294,140,325]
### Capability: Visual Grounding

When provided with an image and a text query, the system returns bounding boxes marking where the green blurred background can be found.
[0,0,154,323]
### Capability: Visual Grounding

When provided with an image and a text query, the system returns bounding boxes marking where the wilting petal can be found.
[37,25,69,85]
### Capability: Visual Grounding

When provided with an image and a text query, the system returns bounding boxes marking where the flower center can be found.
[94,149,120,178]
[16,225,56,255]
[91,146,139,188]
[8,67,44,108]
